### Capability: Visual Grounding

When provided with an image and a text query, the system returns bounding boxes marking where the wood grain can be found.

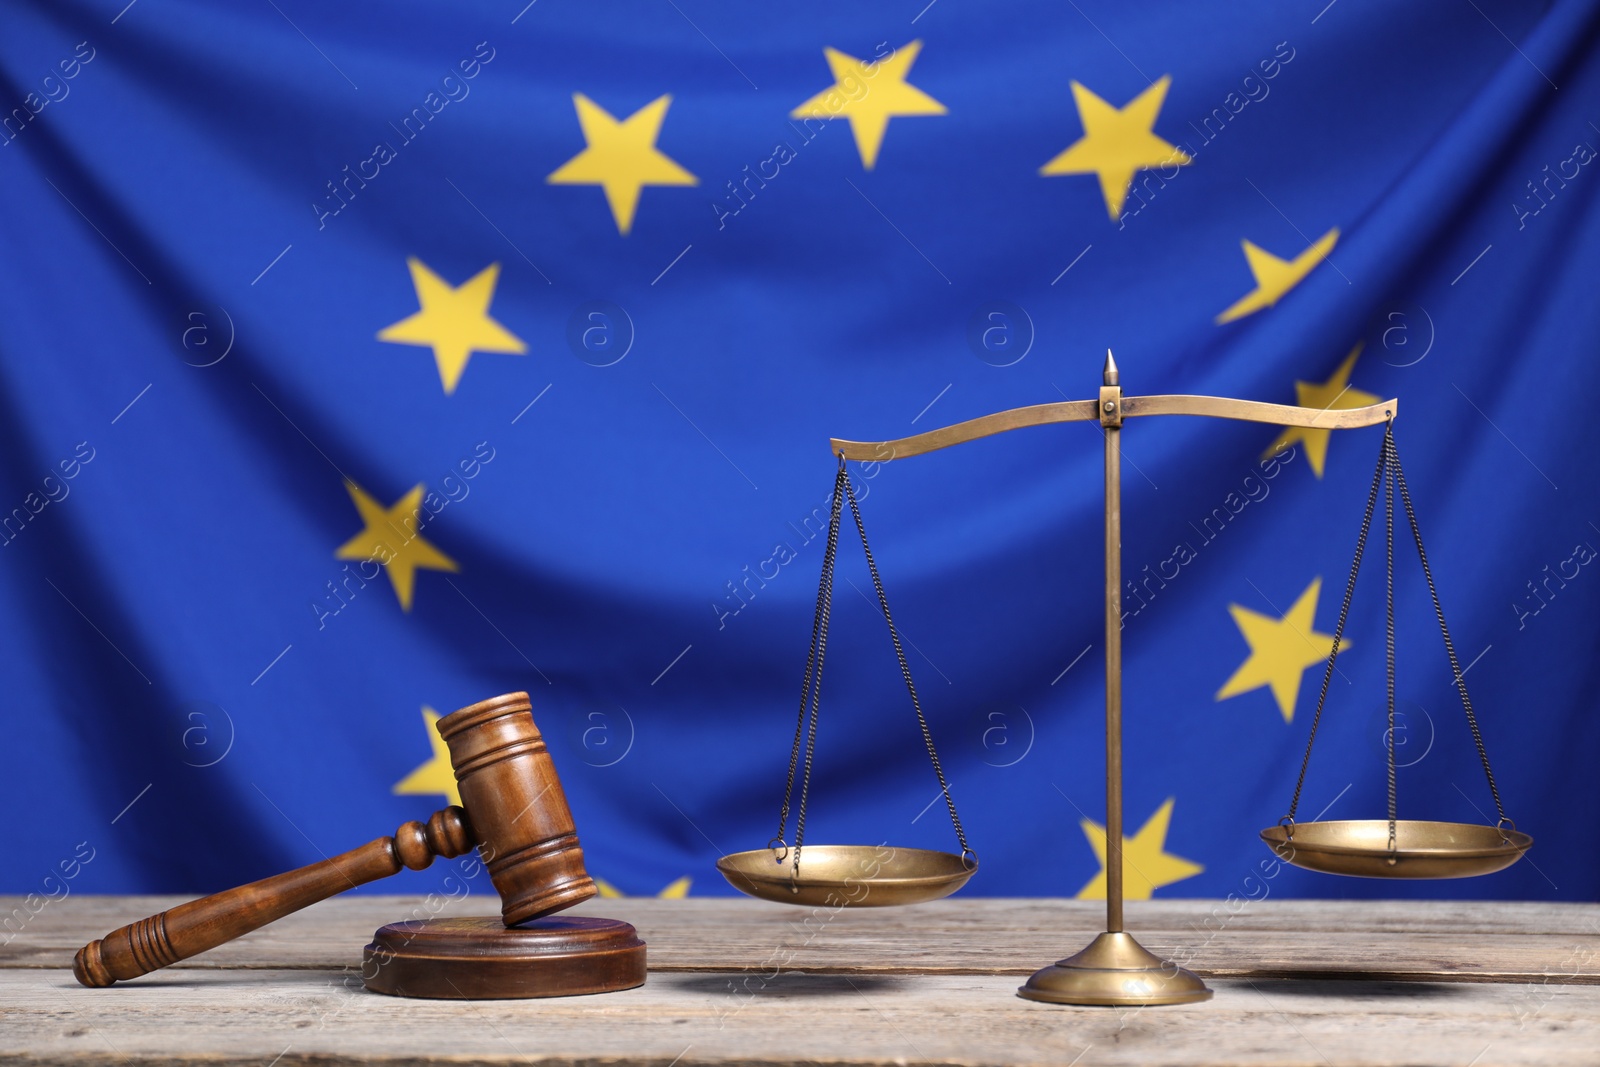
[4,967,1593,1067]
[8,897,1596,1066]
[10,896,1599,984]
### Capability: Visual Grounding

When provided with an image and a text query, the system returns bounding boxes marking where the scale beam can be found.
[830,394,1397,461]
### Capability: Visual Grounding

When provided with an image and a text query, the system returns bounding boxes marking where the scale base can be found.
[1017,932,1212,1007]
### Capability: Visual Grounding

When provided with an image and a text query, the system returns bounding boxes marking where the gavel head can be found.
[437,692,597,926]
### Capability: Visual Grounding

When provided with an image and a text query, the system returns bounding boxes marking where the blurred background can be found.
[1,0,1596,908]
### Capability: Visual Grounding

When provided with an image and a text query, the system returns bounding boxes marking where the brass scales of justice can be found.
[718,352,1532,1007]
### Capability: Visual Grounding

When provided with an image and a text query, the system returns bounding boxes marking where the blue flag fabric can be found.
[2,0,1597,909]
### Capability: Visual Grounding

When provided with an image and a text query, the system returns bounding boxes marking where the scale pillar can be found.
[1100,351,1124,934]
[1018,352,1212,1007]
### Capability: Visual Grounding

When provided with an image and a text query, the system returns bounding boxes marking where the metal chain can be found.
[774,461,847,863]
[1287,423,1513,839]
[1384,430,1397,853]
[842,471,975,864]
[1388,434,1512,825]
[1285,423,1390,824]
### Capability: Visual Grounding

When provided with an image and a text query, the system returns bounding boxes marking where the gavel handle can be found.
[73,806,474,987]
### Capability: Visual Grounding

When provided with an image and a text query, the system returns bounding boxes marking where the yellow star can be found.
[1040,76,1191,221]
[377,258,526,394]
[393,707,461,807]
[1076,798,1203,900]
[1216,228,1340,324]
[335,481,459,612]
[595,876,692,899]
[791,40,947,170]
[1217,577,1345,723]
[1264,344,1381,478]
[547,93,697,235]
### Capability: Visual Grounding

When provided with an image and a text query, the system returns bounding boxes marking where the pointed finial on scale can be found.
[1103,348,1119,387]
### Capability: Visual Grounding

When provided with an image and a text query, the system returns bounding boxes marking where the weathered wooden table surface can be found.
[3,895,1597,1066]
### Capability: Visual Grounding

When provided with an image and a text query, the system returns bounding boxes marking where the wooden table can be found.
[5,895,1598,1066]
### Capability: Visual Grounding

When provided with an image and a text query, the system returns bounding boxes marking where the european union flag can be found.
[2,0,1596,914]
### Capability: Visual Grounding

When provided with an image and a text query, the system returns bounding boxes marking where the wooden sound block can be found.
[363,916,645,999]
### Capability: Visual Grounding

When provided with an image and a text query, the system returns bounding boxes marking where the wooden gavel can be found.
[74,692,597,987]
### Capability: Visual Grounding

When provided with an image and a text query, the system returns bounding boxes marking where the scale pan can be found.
[1260,820,1531,879]
[717,845,976,907]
